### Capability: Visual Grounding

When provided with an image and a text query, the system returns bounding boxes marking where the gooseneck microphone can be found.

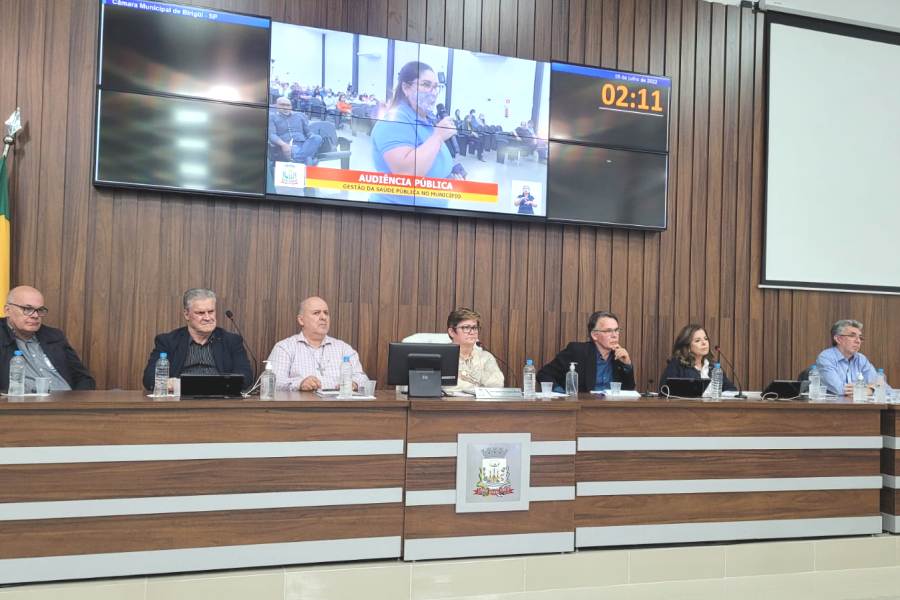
[714,345,746,398]
[225,310,260,379]
[476,340,517,387]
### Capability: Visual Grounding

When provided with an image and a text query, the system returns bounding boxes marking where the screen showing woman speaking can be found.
[267,22,550,217]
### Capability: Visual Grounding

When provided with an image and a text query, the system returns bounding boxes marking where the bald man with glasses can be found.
[0,285,95,392]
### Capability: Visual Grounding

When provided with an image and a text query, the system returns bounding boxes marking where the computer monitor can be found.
[387,343,460,398]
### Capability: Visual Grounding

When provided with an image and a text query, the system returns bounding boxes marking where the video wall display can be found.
[93,0,671,228]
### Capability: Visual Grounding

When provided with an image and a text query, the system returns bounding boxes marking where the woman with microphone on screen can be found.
[660,324,736,394]
[443,308,504,393]
[370,61,462,207]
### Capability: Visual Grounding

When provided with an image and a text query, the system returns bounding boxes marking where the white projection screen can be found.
[764,15,900,293]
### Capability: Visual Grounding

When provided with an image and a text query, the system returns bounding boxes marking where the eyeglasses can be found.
[8,303,49,317]
[416,80,445,93]
[454,325,481,334]
[592,328,621,335]
[838,333,865,341]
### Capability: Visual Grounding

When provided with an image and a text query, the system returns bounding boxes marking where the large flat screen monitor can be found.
[386,343,459,387]
[267,23,550,218]
[547,144,667,229]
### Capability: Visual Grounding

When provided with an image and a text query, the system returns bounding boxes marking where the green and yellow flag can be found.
[0,155,9,316]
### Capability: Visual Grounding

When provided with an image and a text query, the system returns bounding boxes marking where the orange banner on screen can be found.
[305,167,499,203]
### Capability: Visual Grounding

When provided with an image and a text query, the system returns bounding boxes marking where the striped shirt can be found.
[181,339,219,376]
[266,332,368,391]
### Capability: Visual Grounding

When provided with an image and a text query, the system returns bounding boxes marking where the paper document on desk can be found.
[474,387,524,399]
[590,390,641,399]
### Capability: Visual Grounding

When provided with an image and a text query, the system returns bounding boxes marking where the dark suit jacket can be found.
[142,327,253,390]
[0,318,95,392]
[537,341,636,392]
[659,357,736,392]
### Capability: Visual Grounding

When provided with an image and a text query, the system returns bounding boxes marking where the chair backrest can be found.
[401,332,451,344]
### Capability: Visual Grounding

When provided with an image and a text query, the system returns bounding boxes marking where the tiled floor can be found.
[1,536,898,599]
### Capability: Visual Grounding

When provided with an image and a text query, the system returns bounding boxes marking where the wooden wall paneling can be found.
[376,213,402,377]
[481,0,501,54]
[727,8,758,385]
[672,0,696,331]
[463,0,482,50]
[541,225,562,365]
[516,0,536,59]
[488,221,510,371]
[525,224,546,368]
[472,220,494,336]
[568,0,587,64]
[397,214,422,339]
[11,1,49,289]
[506,223,529,373]
[426,0,446,45]
[454,219,476,309]
[368,0,389,37]
[550,0,570,62]
[688,0,710,323]
[415,216,439,332]
[435,218,458,329]
[34,0,76,314]
[11,0,884,391]
[498,0,517,57]
[747,11,766,387]
[718,5,740,364]
[60,2,100,355]
[704,4,725,343]
[558,226,580,350]
[444,0,463,48]
[576,228,597,333]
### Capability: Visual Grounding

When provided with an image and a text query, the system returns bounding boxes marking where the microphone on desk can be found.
[476,340,517,387]
[225,310,260,379]
[714,345,746,398]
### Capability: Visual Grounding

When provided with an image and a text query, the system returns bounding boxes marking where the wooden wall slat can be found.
[5,0,899,393]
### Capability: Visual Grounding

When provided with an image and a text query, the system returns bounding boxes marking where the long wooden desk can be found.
[0,390,408,584]
[0,390,894,585]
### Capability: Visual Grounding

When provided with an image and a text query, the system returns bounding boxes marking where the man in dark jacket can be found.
[1,285,95,392]
[142,288,253,391]
[538,310,635,393]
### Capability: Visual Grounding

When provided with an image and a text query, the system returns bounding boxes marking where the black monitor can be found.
[387,343,459,397]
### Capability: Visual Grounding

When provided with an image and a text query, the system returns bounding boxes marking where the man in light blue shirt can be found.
[815,319,888,396]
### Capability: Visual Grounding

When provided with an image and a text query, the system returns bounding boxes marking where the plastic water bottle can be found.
[808,365,821,400]
[565,362,579,398]
[339,355,353,397]
[873,368,887,403]
[8,350,25,396]
[153,352,169,397]
[523,359,536,399]
[709,362,724,400]
[852,372,866,401]
[260,360,276,400]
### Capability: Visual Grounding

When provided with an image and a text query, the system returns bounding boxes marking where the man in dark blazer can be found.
[142,288,253,391]
[0,285,95,392]
[538,311,635,393]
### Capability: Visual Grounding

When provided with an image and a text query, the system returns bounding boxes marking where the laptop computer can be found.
[180,374,245,399]
[661,378,707,398]
[763,380,803,400]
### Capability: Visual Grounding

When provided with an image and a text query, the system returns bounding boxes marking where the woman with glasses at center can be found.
[444,307,504,393]
[660,324,736,395]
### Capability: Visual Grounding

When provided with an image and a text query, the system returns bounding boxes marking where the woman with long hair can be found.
[660,324,736,393]
[370,61,459,206]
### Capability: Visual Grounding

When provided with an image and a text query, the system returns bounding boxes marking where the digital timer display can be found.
[548,63,671,153]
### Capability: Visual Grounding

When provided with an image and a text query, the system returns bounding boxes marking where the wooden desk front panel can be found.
[576,403,883,547]
[403,400,577,560]
[0,392,408,583]
[882,408,899,532]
